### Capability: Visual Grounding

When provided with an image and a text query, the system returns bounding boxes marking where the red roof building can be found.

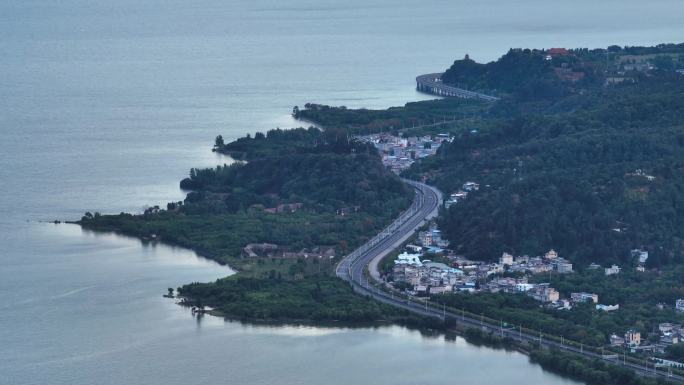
[547,48,570,56]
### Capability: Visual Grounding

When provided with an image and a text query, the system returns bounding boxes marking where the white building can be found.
[610,334,625,346]
[500,252,514,266]
[555,260,573,273]
[597,304,620,312]
[639,251,649,264]
[395,252,423,267]
[544,249,558,260]
[676,299,684,313]
[430,286,452,295]
[571,292,598,304]
[516,283,536,292]
[405,244,423,253]
[660,323,680,334]
[605,264,621,276]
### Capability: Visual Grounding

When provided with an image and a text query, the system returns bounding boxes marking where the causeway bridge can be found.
[416,73,499,101]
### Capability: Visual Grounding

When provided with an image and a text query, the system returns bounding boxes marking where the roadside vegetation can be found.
[530,349,667,385]
[180,275,401,323]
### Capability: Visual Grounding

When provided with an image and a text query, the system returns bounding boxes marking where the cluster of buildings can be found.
[588,262,628,276]
[391,219,684,360]
[389,211,684,361]
[610,323,684,355]
[388,230,641,314]
[482,277,605,311]
[626,169,656,182]
[417,224,449,251]
[658,323,684,349]
[356,133,451,173]
[444,181,480,208]
[595,249,647,275]
[392,251,467,295]
[497,249,574,275]
[390,246,610,311]
[605,299,684,356]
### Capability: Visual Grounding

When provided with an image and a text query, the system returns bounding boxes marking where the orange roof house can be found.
[547,48,570,56]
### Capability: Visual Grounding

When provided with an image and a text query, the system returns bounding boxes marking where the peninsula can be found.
[80,42,684,384]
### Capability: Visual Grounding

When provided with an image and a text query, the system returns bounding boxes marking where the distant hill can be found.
[406,71,684,266]
[442,50,567,99]
[440,44,684,100]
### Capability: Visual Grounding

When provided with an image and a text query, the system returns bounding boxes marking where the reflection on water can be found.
[1,222,583,385]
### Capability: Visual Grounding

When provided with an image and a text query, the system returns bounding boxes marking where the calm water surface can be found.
[3,0,684,384]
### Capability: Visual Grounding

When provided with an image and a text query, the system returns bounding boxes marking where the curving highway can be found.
[336,179,441,288]
[336,178,684,383]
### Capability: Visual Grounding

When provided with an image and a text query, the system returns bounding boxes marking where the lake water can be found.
[2,0,683,384]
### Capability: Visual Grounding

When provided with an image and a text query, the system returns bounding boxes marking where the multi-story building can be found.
[676,299,684,313]
[530,284,560,303]
[544,249,558,260]
[555,258,573,273]
[500,252,514,266]
[571,292,599,304]
[605,264,621,276]
[631,249,649,264]
[659,323,680,334]
[625,329,641,346]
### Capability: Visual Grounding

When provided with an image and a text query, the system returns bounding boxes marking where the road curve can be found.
[336,179,684,383]
[336,179,441,286]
